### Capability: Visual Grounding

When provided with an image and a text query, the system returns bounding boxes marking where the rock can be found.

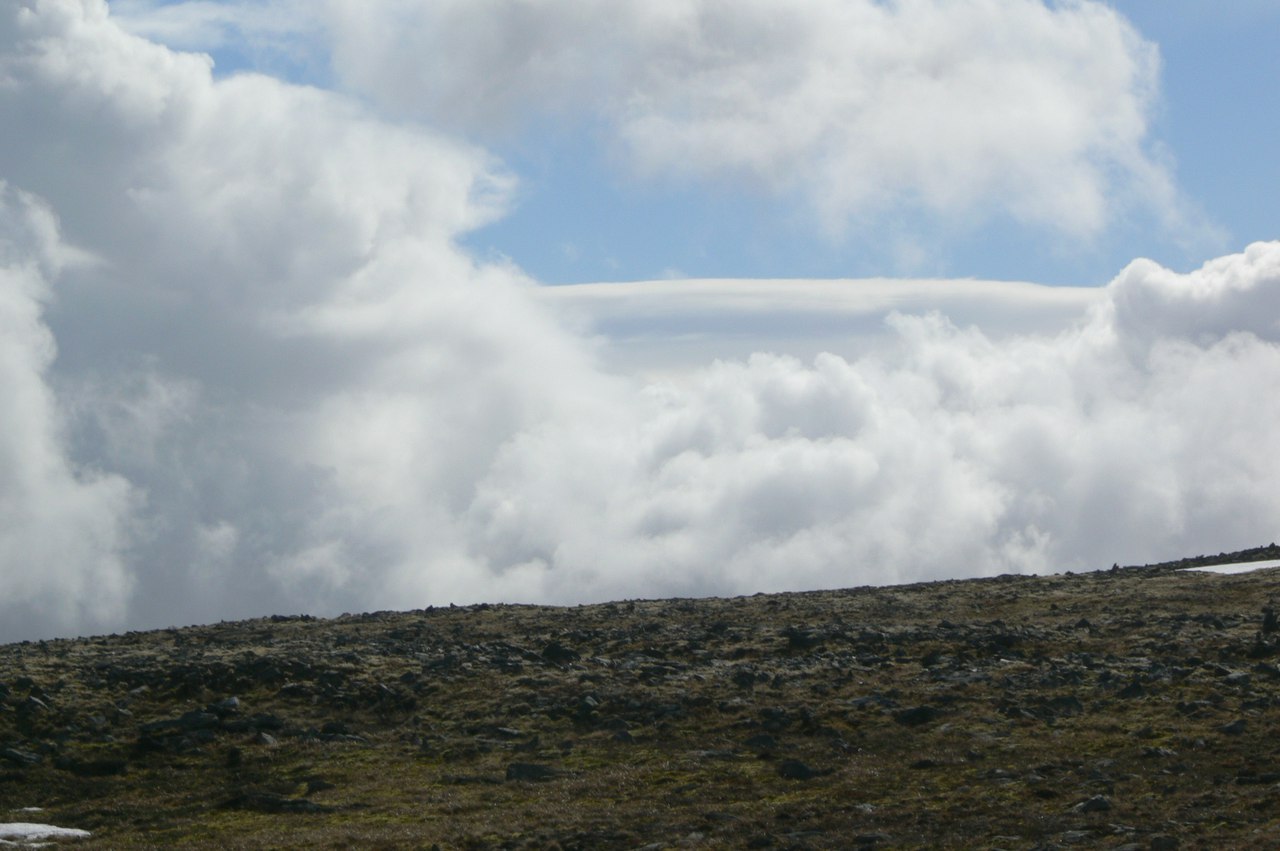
[731,667,761,689]
[1216,719,1247,736]
[306,777,337,794]
[776,760,824,780]
[1234,770,1280,785]
[541,642,580,666]
[1072,794,1112,813]
[781,626,825,650]
[55,757,128,777]
[1,747,41,766]
[1117,680,1146,699]
[222,791,335,814]
[1046,695,1085,716]
[892,705,939,727]
[506,762,558,782]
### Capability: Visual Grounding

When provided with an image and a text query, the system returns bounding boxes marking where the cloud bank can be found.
[1,1,1277,641]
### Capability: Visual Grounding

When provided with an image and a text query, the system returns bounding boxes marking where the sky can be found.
[1,0,1278,642]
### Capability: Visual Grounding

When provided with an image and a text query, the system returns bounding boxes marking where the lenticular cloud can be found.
[1,1,1278,641]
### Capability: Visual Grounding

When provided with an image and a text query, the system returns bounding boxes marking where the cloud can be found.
[1,2,1278,642]
[324,0,1175,238]
[464,247,1280,604]
[539,277,1101,375]
[0,185,135,638]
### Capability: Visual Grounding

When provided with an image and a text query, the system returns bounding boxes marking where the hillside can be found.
[3,548,1280,849]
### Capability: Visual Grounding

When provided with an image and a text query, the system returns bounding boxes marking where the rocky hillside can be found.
[3,548,1280,849]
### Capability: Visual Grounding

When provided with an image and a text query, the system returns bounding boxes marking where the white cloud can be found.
[1,2,1277,642]
[0,184,135,638]
[539,277,1100,375]
[324,0,1176,237]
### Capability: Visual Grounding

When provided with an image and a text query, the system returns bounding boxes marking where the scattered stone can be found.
[5,546,1280,846]
[0,748,40,767]
[506,762,558,782]
[1234,770,1280,785]
[221,792,335,814]
[541,642,580,666]
[55,757,128,777]
[1072,795,1112,814]
[1117,680,1146,699]
[776,760,824,780]
[892,705,939,727]
[781,626,824,650]
[306,777,336,794]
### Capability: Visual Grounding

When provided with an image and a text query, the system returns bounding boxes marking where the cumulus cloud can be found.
[0,185,135,638]
[1,2,1277,642]
[324,0,1174,237]
[467,248,1280,603]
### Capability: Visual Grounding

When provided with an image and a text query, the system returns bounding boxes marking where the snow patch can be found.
[0,824,90,845]
[1181,559,1280,575]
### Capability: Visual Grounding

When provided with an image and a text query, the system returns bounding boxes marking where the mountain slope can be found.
[3,548,1280,849]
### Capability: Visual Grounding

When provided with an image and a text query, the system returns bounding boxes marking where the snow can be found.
[0,824,90,844]
[1181,559,1280,575]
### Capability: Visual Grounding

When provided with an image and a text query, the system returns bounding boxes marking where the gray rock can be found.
[1,747,40,766]
[222,791,335,814]
[744,733,778,751]
[893,705,939,726]
[1072,794,1112,813]
[776,759,823,780]
[540,642,580,666]
[506,762,558,782]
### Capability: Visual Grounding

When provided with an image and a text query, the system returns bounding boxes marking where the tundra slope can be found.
[3,546,1280,849]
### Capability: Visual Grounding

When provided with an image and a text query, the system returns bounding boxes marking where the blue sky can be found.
[3,1,1278,640]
